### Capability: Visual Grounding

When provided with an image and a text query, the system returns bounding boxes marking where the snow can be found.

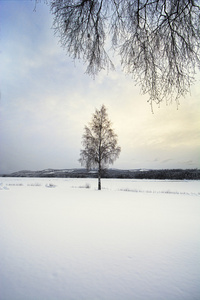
[0,177,200,300]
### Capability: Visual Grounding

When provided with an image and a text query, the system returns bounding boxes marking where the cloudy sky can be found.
[0,0,200,174]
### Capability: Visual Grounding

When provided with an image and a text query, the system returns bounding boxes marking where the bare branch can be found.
[50,0,200,107]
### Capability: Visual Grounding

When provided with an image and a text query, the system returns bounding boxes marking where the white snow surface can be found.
[0,177,200,300]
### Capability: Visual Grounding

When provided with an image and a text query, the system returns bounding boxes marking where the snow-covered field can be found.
[0,177,200,300]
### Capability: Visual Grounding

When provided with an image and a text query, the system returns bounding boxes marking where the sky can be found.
[0,0,200,174]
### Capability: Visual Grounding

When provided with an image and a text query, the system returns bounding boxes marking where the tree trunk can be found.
[98,173,101,190]
[98,161,101,190]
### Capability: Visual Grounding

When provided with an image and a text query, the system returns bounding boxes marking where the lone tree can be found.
[49,0,200,109]
[79,105,121,190]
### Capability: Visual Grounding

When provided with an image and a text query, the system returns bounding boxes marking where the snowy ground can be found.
[0,177,200,300]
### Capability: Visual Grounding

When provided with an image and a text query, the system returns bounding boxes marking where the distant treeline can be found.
[102,169,200,180]
[2,168,200,180]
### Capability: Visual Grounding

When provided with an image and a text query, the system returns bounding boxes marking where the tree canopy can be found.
[37,0,200,108]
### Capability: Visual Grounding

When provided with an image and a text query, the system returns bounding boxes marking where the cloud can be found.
[161,159,173,164]
[183,160,196,166]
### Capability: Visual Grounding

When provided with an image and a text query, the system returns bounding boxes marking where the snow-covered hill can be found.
[2,168,200,180]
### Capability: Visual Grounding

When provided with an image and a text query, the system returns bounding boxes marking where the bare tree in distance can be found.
[48,0,200,110]
[79,105,121,190]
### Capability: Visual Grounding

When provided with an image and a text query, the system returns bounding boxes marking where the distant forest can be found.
[3,168,200,180]
[105,169,200,180]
